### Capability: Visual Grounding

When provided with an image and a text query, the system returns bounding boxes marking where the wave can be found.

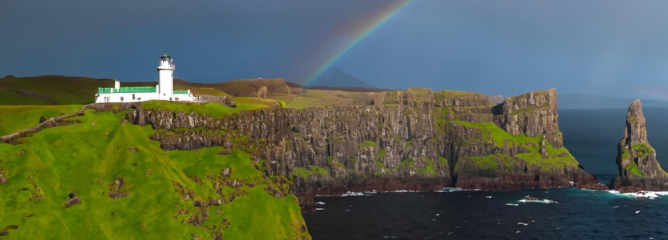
[606,190,668,199]
[518,199,558,204]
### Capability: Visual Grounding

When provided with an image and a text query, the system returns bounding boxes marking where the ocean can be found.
[303,108,668,239]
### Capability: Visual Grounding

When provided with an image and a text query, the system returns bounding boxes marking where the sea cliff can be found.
[125,88,604,205]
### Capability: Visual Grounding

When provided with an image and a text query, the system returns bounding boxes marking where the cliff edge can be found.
[125,88,605,205]
[611,99,668,191]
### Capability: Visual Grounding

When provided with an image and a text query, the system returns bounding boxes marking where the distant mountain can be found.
[309,68,375,89]
[558,94,668,109]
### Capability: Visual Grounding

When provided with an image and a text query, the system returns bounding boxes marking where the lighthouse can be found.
[158,51,175,100]
[95,51,193,103]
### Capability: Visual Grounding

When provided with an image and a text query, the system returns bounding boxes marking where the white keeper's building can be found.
[95,51,194,103]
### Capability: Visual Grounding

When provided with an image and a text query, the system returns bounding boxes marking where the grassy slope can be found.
[0,76,115,105]
[285,90,360,110]
[142,100,270,119]
[0,105,83,136]
[0,103,309,239]
[453,120,579,173]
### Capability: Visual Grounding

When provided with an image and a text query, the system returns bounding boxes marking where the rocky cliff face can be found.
[611,99,668,191]
[125,88,603,205]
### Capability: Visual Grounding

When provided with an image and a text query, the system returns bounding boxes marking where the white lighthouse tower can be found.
[95,51,193,103]
[158,51,175,100]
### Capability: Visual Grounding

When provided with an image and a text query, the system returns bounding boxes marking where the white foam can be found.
[434,187,464,192]
[341,191,377,197]
[607,190,668,199]
[518,199,558,204]
[486,196,492,199]
[506,203,519,206]
[636,210,640,214]
[316,201,325,205]
[316,208,325,211]
[341,191,365,197]
[436,213,441,216]
[518,222,529,226]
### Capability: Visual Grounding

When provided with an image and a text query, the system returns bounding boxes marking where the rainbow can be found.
[305,0,415,85]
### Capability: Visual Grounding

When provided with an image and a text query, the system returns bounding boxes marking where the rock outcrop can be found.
[126,88,604,205]
[611,99,668,191]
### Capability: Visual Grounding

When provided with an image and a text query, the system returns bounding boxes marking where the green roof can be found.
[174,90,189,94]
[98,86,156,94]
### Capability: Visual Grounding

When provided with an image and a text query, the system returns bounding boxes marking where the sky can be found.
[3,0,668,98]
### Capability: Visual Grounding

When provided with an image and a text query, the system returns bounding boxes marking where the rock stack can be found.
[611,99,668,191]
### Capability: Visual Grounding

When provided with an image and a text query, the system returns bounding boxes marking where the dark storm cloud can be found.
[2,0,668,99]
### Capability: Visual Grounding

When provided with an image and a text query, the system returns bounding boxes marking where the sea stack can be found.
[611,99,668,191]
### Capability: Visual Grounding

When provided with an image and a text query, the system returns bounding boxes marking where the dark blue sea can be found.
[303,108,668,239]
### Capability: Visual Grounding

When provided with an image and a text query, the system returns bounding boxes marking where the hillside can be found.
[0,102,310,239]
[0,75,294,105]
[0,75,115,105]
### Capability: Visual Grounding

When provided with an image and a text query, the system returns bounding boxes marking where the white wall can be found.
[95,92,194,103]
[158,70,173,100]
[95,92,159,103]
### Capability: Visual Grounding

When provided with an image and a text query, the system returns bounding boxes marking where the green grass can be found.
[284,89,378,109]
[0,75,114,105]
[359,141,376,148]
[0,105,82,136]
[293,166,329,178]
[266,93,297,105]
[417,158,436,174]
[455,120,538,149]
[187,87,228,96]
[463,155,502,170]
[625,161,644,177]
[454,120,579,173]
[439,156,448,165]
[433,89,484,101]
[233,97,283,109]
[632,143,655,159]
[0,108,309,239]
[394,158,414,170]
[142,100,267,119]
[285,90,343,109]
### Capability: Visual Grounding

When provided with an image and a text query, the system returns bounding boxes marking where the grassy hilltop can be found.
[0,101,310,239]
